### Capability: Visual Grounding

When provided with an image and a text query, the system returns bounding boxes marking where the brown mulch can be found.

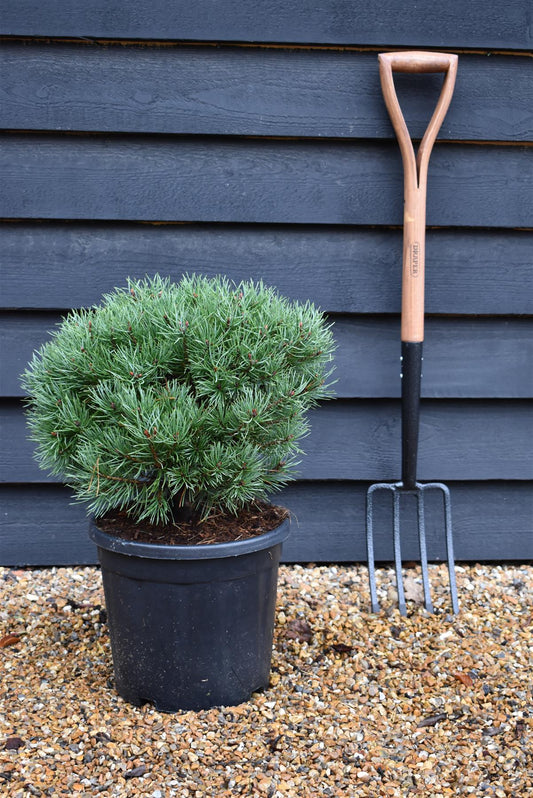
[95,503,289,546]
[1,562,532,797]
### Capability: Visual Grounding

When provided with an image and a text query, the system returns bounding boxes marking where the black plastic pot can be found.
[89,516,290,712]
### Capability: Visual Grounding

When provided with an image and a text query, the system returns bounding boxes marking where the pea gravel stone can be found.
[1,563,532,797]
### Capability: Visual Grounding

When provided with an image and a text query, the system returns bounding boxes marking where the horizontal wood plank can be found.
[1,482,531,565]
[4,312,533,399]
[332,317,533,399]
[302,401,533,481]
[1,43,532,141]
[280,481,533,562]
[1,135,532,227]
[3,399,531,483]
[1,1,531,50]
[2,223,532,315]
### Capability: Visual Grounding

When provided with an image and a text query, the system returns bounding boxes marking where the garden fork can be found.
[366,51,460,616]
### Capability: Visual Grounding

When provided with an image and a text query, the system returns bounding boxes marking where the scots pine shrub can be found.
[22,274,335,524]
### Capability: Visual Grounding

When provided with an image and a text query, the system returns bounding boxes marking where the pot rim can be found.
[88,513,291,560]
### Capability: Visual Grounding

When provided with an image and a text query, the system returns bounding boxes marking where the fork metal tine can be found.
[393,489,407,616]
[436,483,459,615]
[366,483,382,613]
[416,488,434,613]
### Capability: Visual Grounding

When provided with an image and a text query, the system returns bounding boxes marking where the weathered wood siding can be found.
[1,2,532,565]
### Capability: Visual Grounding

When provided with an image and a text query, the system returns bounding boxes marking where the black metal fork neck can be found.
[401,341,423,490]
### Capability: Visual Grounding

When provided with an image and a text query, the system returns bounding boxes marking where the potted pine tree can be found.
[22,274,335,711]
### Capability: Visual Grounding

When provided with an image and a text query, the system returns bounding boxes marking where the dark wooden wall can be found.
[1,2,532,565]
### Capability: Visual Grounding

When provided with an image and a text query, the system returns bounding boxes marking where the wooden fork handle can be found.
[379,51,458,343]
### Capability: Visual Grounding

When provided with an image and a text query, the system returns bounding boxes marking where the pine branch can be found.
[22,274,336,524]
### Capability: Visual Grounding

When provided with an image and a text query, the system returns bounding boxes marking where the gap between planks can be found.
[1,129,531,148]
[0,35,532,58]
[0,219,532,233]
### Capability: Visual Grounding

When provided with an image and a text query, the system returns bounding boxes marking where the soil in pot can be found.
[95,501,289,546]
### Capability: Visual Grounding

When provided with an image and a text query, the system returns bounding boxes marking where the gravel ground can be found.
[1,562,532,797]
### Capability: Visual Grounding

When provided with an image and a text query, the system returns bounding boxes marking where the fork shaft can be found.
[401,341,422,490]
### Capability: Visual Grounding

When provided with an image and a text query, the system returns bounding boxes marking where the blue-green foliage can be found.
[22,275,335,523]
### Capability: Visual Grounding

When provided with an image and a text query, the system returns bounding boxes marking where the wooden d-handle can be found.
[380,51,456,73]
[379,51,458,342]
